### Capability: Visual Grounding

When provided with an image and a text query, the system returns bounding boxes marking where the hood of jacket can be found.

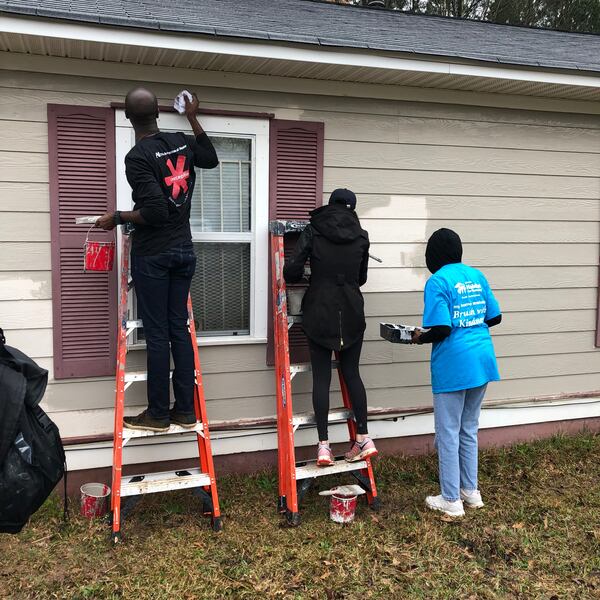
[309,204,365,244]
[425,228,463,273]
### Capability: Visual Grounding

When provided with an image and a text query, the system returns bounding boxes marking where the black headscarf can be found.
[328,188,357,210]
[425,228,463,274]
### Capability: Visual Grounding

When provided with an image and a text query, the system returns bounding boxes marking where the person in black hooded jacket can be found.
[284,188,378,467]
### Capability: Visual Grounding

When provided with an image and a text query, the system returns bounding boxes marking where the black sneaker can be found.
[123,410,169,432]
[170,409,197,429]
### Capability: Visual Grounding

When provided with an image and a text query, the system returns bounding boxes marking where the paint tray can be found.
[380,322,427,344]
[318,484,366,497]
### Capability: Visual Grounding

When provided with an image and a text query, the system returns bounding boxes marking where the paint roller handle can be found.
[369,253,383,263]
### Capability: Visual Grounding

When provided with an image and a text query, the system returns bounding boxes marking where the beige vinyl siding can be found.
[0,60,599,442]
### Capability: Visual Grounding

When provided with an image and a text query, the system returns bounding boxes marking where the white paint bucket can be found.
[286,288,306,316]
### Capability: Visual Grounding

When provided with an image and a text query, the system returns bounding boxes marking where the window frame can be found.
[115,111,269,347]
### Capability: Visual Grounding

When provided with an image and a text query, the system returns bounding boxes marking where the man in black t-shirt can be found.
[96,87,218,432]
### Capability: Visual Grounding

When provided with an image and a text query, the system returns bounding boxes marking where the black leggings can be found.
[308,338,369,441]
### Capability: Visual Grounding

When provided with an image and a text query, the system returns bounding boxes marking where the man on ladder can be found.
[96,87,218,430]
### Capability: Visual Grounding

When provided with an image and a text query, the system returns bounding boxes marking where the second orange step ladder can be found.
[270,219,380,526]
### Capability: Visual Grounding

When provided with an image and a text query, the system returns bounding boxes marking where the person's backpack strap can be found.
[62,462,69,525]
[0,364,26,464]
[33,405,69,523]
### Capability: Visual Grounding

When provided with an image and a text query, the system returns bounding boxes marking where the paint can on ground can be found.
[330,493,358,524]
[80,483,110,518]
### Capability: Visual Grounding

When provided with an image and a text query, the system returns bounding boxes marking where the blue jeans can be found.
[433,384,487,501]
[131,241,197,420]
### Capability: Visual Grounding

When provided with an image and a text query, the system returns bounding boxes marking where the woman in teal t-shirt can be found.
[413,228,502,517]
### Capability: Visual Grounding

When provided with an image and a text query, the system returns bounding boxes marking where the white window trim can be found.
[115,111,269,347]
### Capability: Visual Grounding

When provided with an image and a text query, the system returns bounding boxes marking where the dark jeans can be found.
[131,242,197,420]
[308,337,369,441]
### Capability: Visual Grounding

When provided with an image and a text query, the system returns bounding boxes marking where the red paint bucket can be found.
[83,227,115,272]
[80,483,110,518]
[330,493,358,524]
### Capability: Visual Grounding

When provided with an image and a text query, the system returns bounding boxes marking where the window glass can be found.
[191,137,251,233]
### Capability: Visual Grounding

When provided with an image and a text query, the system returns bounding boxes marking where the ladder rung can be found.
[124,371,173,383]
[125,320,143,337]
[290,361,339,375]
[123,422,204,439]
[295,457,368,480]
[120,467,211,497]
[292,408,354,426]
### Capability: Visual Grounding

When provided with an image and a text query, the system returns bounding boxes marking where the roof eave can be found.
[2,13,600,101]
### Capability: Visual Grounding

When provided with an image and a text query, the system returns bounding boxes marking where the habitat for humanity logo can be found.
[455,281,482,295]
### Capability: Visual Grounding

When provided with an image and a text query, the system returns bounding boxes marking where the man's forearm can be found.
[187,114,205,138]
[120,210,146,225]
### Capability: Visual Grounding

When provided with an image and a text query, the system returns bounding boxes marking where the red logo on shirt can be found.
[164,155,189,200]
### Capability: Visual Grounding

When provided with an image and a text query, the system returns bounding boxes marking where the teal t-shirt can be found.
[422,263,501,394]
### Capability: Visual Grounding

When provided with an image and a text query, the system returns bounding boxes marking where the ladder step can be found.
[292,408,354,426]
[124,370,173,383]
[295,457,368,480]
[123,422,204,439]
[290,361,339,375]
[126,320,190,330]
[120,467,211,497]
[125,320,143,338]
[287,315,303,325]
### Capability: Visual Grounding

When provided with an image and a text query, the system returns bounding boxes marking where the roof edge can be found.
[2,11,600,85]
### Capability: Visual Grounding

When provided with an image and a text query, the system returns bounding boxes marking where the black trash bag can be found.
[0,328,67,534]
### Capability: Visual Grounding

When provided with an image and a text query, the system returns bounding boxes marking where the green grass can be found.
[1,433,599,599]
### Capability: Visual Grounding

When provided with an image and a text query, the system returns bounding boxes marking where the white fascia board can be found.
[3,14,600,90]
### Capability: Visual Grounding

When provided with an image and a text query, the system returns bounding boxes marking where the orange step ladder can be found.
[110,229,222,543]
[270,220,380,526]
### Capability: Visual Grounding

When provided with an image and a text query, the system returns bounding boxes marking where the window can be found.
[115,113,269,345]
[191,136,252,336]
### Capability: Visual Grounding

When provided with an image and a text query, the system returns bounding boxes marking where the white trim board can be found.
[64,397,600,471]
[3,14,600,91]
[5,52,600,116]
[115,111,270,344]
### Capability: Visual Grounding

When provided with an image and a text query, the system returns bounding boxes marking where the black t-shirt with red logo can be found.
[125,131,219,255]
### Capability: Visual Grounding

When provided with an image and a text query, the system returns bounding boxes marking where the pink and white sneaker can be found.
[317,442,334,467]
[344,438,378,462]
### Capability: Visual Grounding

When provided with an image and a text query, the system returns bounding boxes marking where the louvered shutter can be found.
[267,119,324,365]
[48,105,117,379]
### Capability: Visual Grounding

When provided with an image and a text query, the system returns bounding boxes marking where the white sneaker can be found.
[425,494,465,517]
[460,489,484,509]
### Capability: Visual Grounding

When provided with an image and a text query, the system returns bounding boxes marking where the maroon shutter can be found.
[48,105,117,379]
[267,119,324,365]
